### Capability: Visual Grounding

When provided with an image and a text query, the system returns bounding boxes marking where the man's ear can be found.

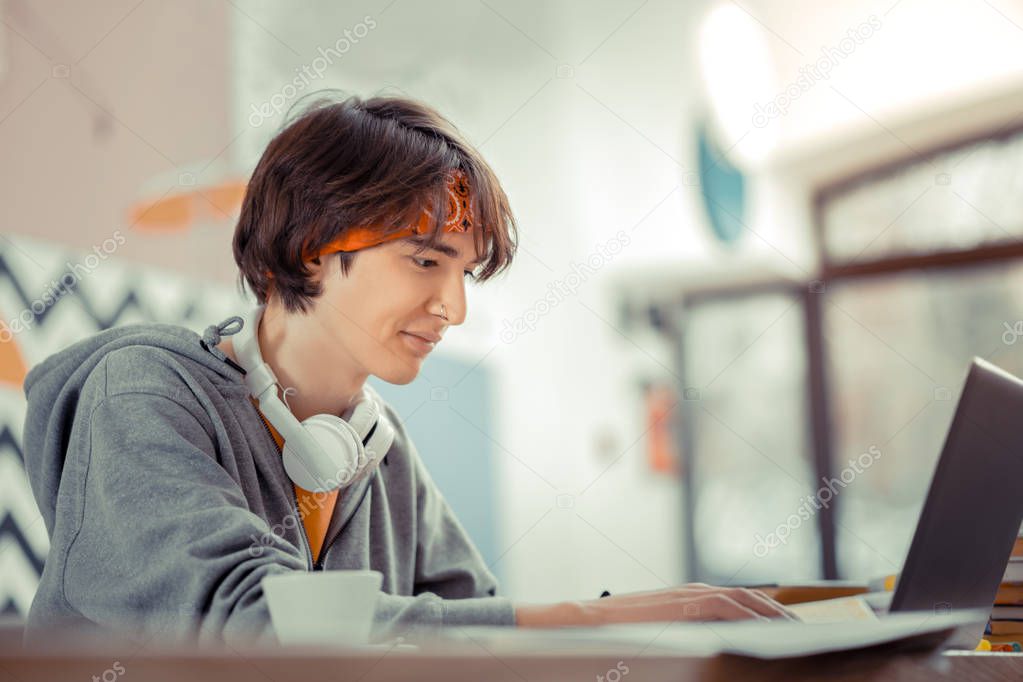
[306,253,340,287]
[306,255,324,280]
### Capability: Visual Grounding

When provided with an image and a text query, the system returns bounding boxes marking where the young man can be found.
[21,94,794,648]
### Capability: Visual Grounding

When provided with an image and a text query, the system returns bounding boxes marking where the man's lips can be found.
[400,331,439,355]
[402,330,442,343]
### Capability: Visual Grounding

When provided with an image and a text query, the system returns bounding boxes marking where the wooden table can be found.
[2,636,1022,682]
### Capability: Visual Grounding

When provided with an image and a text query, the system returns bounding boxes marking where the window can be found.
[674,123,1023,582]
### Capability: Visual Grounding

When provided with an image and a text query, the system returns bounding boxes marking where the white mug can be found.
[262,569,383,646]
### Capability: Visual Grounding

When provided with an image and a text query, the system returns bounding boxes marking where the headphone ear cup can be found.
[357,385,396,463]
[281,415,363,492]
[364,412,395,465]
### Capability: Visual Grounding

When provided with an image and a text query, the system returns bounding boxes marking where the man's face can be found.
[305,228,483,385]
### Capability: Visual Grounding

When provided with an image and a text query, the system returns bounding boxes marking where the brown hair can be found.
[233,92,518,313]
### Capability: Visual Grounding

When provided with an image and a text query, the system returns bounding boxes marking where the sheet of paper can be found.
[439,609,988,660]
[787,595,879,623]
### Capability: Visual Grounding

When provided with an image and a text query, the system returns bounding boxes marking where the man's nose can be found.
[437,272,467,325]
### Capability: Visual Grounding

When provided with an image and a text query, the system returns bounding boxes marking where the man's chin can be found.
[372,360,421,386]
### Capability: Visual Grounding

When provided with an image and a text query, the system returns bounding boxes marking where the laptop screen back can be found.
[890,358,1023,614]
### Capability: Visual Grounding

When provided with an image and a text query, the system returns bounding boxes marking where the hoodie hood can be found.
[21,318,243,536]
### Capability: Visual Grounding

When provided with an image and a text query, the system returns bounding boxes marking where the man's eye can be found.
[413,256,479,281]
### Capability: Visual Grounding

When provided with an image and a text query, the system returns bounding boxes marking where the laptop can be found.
[791,358,1023,640]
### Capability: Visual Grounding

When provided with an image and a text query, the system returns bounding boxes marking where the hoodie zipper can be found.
[312,474,376,571]
[255,410,313,572]
[312,510,340,571]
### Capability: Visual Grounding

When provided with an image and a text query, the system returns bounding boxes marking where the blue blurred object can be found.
[369,354,500,582]
[697,121,746,245]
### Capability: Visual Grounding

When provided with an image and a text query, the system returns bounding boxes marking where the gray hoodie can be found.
[20,315,515,648]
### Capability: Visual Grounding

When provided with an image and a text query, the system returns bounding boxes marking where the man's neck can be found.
[218,307,366,422]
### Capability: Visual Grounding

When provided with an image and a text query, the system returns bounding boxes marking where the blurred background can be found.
[2,0,1023,618]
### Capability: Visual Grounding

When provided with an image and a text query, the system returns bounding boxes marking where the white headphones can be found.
[232,305,396,493]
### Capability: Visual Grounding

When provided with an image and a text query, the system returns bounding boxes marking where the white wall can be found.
[0,0,234,282]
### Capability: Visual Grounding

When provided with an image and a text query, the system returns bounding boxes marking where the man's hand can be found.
[515,583,799,627]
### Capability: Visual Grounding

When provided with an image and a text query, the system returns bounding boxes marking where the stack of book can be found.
[984,532,1023,651]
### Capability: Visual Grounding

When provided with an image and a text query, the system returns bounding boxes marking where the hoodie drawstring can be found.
[200,316,244,369]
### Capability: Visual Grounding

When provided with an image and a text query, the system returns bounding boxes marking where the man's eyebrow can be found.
[403,236,484,265]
